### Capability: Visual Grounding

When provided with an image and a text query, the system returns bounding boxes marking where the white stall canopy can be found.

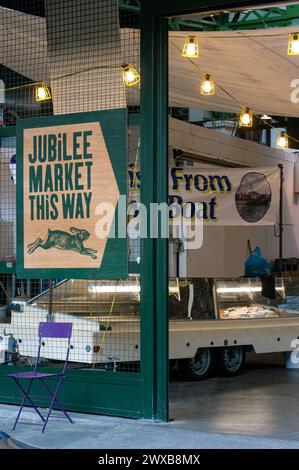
[1,6,299,117]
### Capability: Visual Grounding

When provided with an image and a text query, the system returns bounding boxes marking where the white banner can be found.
[169,167,280,225]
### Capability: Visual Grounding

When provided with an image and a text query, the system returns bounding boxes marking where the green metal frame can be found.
[140,6,169,421]
[224,5,299,30]
[120,1,299,31]
[0,262,16,274]
[0,127,17,138]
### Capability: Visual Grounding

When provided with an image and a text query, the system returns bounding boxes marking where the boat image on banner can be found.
[235,172,272,223]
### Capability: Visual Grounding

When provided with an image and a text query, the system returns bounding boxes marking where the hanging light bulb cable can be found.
[2,33,299,146]
[170,38,246,107]
[172,31,299,41]
[170,38,299,148]
[4,61,141,96]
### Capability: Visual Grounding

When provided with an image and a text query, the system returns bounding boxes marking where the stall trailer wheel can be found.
[214,346,246,377]
[179,348,214,381]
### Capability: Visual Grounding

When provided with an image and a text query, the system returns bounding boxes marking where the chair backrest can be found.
[38,322,73,339]
[35,322,73,374]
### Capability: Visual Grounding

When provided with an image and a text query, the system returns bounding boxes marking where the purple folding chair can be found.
[8,322,73,433]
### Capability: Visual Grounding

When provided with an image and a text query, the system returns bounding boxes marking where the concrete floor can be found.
[170,359,299,442]
[1,357,299,449]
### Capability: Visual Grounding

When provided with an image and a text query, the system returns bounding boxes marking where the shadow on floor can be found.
[0,431,34,449]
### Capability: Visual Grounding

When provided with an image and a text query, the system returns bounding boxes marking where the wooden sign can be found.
[16,110,127,279]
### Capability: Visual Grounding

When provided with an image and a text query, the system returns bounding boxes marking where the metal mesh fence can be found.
[0,137,16,262]
[0,0,141,373]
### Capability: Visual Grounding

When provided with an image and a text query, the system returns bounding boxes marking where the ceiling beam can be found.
[118,1,299,30]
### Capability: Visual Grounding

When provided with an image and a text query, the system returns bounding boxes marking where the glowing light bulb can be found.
[288,33,299,56]
[242,114,250,125]
[239,107,253,127]
[186,42,196,56]
[200,74,215,96]
[276,131,289,149]
[125,70,135,83]
[35,82,51,102]
[37,87,46,100]
[121,64,140,87]
[182,36,199,58]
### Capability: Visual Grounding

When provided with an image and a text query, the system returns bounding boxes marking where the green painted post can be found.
[154,15,169,422]
[140,6,169,421]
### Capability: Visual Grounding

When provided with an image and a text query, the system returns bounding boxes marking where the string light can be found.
[35,82,51,102]
[170,38,299,148]
[200,74,215,96]
[239,107,253,127]
[288,33,299,56]
[3,34,299,150]
[182,36,199,58]
[276,131,289,149]
[178,31,299,59]
[121,63,140,87]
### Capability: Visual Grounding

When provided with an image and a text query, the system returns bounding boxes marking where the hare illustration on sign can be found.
[27,227,98,259]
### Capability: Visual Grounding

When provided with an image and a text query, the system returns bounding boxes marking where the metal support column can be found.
[140,5,169,421]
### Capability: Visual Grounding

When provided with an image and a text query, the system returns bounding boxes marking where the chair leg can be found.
[41,376,68,433]
[12,378,45,430]
[40,378,73,424]
[12,378,33,430]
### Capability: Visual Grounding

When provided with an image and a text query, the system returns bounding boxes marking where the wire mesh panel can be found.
[0,137,16,263]
[45,0,126,113]
[0,0,141,375]
[128,122,140,264]
[4,278,141,372]
[0,3,52,124]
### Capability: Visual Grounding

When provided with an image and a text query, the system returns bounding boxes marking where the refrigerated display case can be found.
[213,277,298,320]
